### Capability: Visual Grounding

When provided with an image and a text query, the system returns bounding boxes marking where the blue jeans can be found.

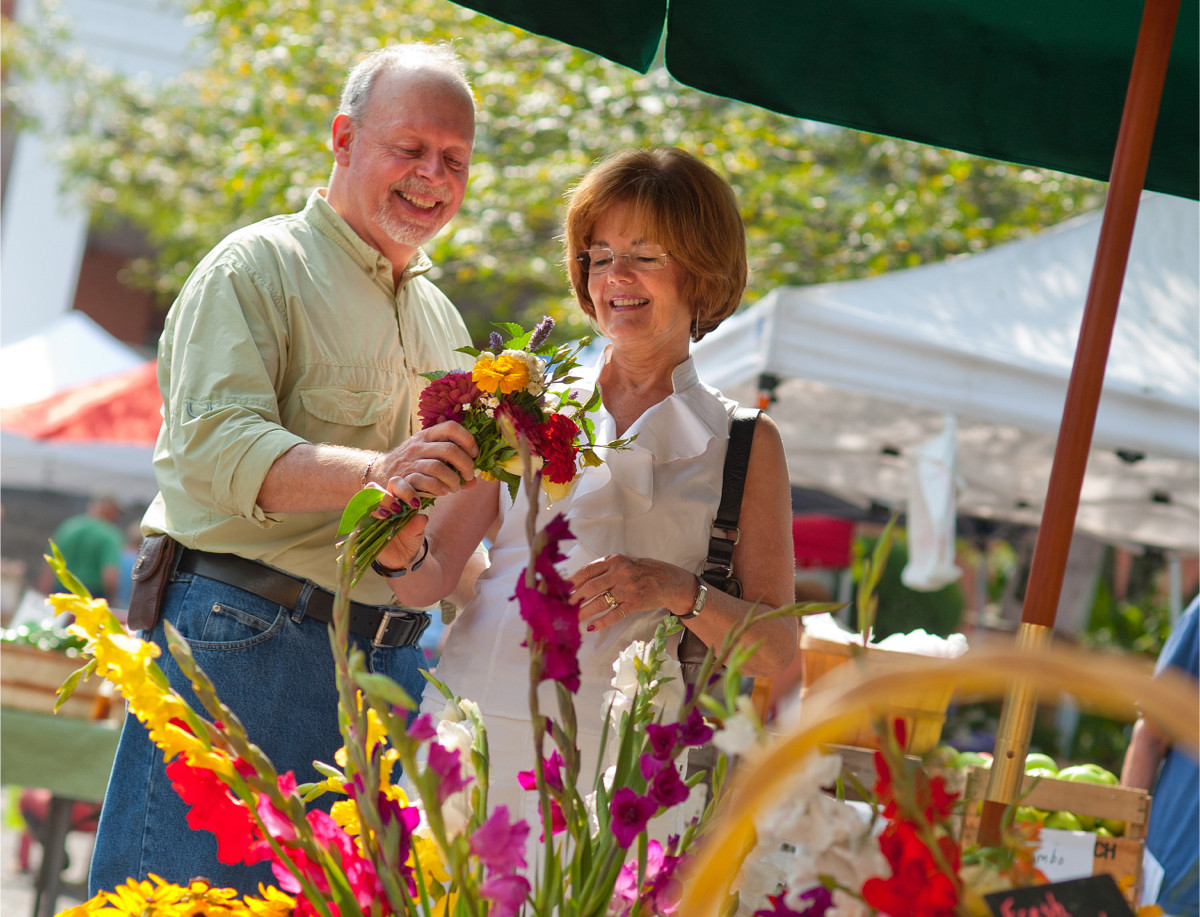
[88,568,428,897]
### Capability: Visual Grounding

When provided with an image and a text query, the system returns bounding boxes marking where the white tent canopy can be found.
[692,192,1199,552]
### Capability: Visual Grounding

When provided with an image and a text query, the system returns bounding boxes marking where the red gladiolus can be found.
[165,756,266,865]
[861,820,960,917]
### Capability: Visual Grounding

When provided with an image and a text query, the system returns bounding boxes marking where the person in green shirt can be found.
[90,41,484,898]
[39,495,124,600]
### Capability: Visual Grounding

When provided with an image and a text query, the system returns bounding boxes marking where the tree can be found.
[6,0,1104,340]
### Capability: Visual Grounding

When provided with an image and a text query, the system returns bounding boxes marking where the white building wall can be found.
[1,0,197,344]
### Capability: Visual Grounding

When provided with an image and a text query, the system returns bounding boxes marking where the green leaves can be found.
[11,0,1102,339]
[337,485,387,536]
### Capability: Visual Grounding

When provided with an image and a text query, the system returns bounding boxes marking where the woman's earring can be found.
[692,315,701,342]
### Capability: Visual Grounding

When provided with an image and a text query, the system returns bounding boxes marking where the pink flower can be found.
[407,712,437,741]
[518,750,565,792]
[427,742,472,803]
[480,872,532,917]
[753,888,833,917]
[609,787,658,848]
[644,759,690,809]
[613,838,686,917]
[645,722,680,760]
[679,706,714,747]
[419,371,479,427]
[517,579,582,692]
[469,805,530,874]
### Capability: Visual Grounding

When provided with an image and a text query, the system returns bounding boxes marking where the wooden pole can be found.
[977,0,1181,845]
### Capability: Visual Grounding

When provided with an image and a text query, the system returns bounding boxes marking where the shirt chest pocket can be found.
[298,386,391,427]
[286,364,401,448]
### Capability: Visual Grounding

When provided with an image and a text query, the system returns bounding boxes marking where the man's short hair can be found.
[338,42,474,122]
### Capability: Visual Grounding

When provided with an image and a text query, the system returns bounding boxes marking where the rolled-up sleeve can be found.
[159,254,305,524]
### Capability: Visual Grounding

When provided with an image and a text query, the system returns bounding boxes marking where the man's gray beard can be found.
[376,203,432,250]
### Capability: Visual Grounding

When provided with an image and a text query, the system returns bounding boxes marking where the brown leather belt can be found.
[176,547,430,648]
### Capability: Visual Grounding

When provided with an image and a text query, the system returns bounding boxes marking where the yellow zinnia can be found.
[472,352,530,395]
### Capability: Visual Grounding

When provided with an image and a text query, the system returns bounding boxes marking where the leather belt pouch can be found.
[127,534,178,631]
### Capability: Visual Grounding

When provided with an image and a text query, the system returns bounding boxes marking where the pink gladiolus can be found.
[679,706,714,747]
[645,722,680,760]
[407,712,437,741]
[480,872,532,917]
[470,805,530,874]
[427,742,472,803]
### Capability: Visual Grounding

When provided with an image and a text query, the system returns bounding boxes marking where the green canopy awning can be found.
[455,0,1198,199]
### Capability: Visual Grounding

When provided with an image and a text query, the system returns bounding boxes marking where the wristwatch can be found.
[678,576,709,620]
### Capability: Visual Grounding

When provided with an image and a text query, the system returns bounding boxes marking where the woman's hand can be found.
[568,554,698,632]
[372,474,430,573]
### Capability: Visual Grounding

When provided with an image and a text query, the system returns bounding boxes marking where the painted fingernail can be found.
[410,497,421,508]
[586,624,595,632]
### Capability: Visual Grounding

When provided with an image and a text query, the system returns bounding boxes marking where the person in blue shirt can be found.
[1122,596,1199,916]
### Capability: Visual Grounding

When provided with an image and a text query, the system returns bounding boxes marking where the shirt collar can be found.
[305,189,434,285]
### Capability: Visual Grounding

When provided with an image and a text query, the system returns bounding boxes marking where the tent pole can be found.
[977,0,1181,846]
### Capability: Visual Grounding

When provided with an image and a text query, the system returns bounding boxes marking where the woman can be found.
[375,147,796,820]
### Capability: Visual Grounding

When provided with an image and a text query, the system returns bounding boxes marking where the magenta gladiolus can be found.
[609,787,658,848]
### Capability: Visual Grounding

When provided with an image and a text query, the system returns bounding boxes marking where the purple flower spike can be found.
[488,330,505,352]
[529,316,555,350]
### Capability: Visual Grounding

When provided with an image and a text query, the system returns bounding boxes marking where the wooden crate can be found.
[1,643,114,720]
[960,767,1150,905]
[800,634,954,755]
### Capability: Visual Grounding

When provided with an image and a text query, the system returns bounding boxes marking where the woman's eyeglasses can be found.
[576,247,670,274]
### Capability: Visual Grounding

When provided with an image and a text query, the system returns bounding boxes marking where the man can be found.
[39,494,124,601]
[1121,597,1199,916]
[90,42,482,896]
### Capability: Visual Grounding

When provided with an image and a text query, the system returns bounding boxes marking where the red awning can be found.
[792,514,855,569]
[0,360,162,446]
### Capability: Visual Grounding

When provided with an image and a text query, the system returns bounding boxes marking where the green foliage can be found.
[8,0,1104,340]
[851,531,964,639]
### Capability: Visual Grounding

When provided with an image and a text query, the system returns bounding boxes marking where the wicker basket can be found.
[799,632,953,755]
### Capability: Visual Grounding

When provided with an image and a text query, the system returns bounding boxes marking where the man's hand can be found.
[372,421,479,498]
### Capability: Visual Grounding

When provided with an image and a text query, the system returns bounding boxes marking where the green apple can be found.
[1043,811,1085,831]
[955,750,993,770]
[1095,826,1114,837]
[1024,753,1059,773]
[1014,806,1048,824]
[1098,817,1126,836]
[928,744,960,768]
[1025,767,1058,780]
[1057,763,1118,785]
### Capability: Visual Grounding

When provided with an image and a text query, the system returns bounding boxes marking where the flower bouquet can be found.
[48,434,789,917]
[337,317,631,586]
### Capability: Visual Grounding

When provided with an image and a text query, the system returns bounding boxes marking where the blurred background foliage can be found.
[4,0,1104,342]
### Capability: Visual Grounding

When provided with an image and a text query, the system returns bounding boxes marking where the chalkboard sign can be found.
[984,874,1136,917]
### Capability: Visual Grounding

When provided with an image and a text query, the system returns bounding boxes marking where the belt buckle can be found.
[373,608,428,648]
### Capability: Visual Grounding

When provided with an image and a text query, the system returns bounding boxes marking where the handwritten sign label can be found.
[1033,828,1097,882]
[985,874,1135,917]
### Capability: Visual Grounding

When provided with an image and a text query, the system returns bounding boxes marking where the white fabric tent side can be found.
[693,192,1200,552]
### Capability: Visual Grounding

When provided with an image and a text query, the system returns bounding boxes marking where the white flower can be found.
[611,640,652,696]
[602,688,632,732]
[712,696,763,756]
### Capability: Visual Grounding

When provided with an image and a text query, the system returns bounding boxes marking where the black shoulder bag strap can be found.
[678,406,761,687]
[701,406,761,598]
